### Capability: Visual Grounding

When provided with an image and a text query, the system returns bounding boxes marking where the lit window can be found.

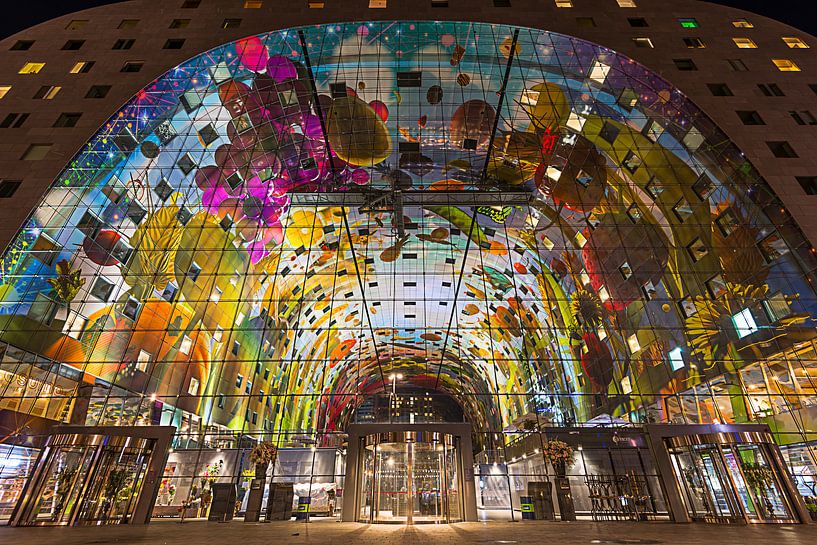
[180,335,193,355]
[773,59,801,72]
[733,38,757,49]
[308,1,325,6]
[632,37,653,48]
[136,350,151,372]
[18,62,45,74]
[589,60,610,83]
[33,85,61,100]
[627,334,641,353]
[683,37,706,49]
[732,308,758,339]
[244,0,263,6]
[617,0,636,6]
[556,0,572,6]
[188,376,200,396]
[782,37,809,49]
[732,19,754,28]
[222,18,242,28]
[369,0,387,6]
[620,376,632,395]
[69,61,94,74]
[668,347,684,371]
[678,18,699,28]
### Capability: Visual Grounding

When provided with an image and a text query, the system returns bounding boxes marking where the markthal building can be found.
[3,0,817,528]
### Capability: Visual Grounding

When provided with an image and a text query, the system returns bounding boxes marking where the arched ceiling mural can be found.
[1,21,815,442]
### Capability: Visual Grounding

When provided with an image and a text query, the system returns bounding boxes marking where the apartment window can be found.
[673,58,697,71]
[707,83,733,96]
[632,37,653,48]
[222,18,242,28]
[683,37,706,49]
[112,39,135,50]
[85,84,111,98]
[782,37,809,49]
[758,83,784,96]
[66,20,88,31]
[163,39,185,49]
[369,0,387,6]
[53,112,82,128]
[790,110,817,125]
[576,16,595,27]
[308,1,325,6]
[69,61,95,74]
[18,62,45,75]
[810,84,817,96]
[733,38,757,49]
[493,0,512,6]
[118,19,139,29]
[773,59,801,72]
[628,17,648,27]
[736,110,765,125]
[727,59,749,72]
[796,176,817,195]
[679,18,699,28]
[169,18,190,29]
[244,0,263,6]
[0,86,11,100]
[21,144,52,161]
[10,40,34,51]
[0,113,29,128]
[181,0,201,7]
[0,180,21,198]
[62,40,85,51]
[557,0,573,6]
[432,0,449,6]
[121,61,144,73]
[767,141,798,158]
[733,19,754,29]
[617,0,636,6]
[33,85,60,99]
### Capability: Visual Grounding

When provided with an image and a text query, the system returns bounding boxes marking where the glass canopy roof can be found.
[1,21,815,439]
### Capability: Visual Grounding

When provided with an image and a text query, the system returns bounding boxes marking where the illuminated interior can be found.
[1,21,816,467]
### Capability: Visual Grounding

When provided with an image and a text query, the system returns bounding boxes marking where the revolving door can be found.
[357,431,462,523]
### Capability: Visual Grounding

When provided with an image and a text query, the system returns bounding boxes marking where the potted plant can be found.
[250,441,278,478]
[542,439,575,477]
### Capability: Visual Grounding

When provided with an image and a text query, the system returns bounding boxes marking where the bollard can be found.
[521,496,535,520]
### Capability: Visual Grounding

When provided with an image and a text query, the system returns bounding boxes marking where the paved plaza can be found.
[2,519,817,545]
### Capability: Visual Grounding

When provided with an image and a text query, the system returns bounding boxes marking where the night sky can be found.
[0,1,815,40]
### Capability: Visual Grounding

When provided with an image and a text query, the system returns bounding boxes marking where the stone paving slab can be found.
[1,519,816,545]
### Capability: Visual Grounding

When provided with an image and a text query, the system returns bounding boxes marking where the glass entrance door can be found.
[358,432,461,523]
[669,441,798,523]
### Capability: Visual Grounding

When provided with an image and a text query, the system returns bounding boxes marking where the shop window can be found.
[727,59,749,71]
[763,291,791,322]
[21,143,52,160]
[796,176,817,195]
[757,83,784,96]
[53,112,82,128]
[18,62,45,75]
[163,39,185,50]
[10,40,34,51]
[69,61,95,74]
[679,18,699,28]
[66,20,88,30]
[683,37,706,49]
[222,18,242,28]
[733,38,757,49]
[790,110,817,125]
[736,110,764,125]
[121,61,144,73]
[766,141,798,158]
[118,19,139,29]
[62,40,85,51]
[733,19,754,28]
[705,274,727,299]
[672,198,693,222]
[0,113,29,128]
[707,83,732,96]
[673,58,697,71]
[715,209,739,237]
[0,180,21,198]
[686,237,708,262]
[645,178,664,199]
[90,276,115,301]
[692,174,715,200]
[782,37,809,49]
[170,19,190,29]
[112,39,135,50]
[575,16,595,27]
[773,59,800,72]
[85,84,111,98]
[632,37,653,48]
[628,17,648,27]
[732,308,758,339]
[758,232,789,262]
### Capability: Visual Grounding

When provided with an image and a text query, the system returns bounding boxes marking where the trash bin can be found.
[295,496,311,521]
[521,496,534,520]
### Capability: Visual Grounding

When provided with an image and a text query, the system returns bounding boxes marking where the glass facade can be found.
[1,20,817,516]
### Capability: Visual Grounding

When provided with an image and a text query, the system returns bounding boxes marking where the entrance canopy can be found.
[1,21,815,440]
